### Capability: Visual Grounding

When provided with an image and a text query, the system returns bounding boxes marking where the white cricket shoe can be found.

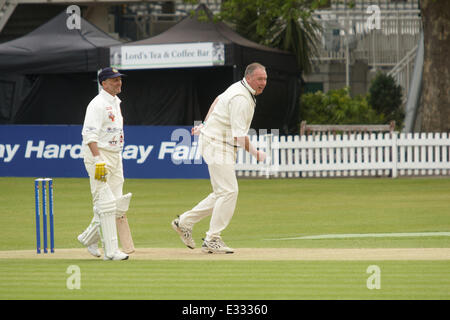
[103,249,129,261]
[77,234,101,258]
[87,243,102,258]
[201,237,234,254]
[171,217,195,249]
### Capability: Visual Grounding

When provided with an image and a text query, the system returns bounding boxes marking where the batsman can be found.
[77,67,135,261]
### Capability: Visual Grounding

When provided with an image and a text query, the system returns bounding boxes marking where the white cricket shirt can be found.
[82,89,124,153]
[202,78,256,145]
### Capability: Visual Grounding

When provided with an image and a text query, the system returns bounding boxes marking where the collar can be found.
[100,89,121,104]
[241,77,256,95]
[240,78,256,105]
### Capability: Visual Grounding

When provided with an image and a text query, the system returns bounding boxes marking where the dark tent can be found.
[0,11,121,124]
[114,4,302,134]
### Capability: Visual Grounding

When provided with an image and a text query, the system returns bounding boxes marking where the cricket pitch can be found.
[1,247,449,260]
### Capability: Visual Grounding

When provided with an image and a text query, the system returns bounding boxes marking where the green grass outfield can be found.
[0,177,449,300]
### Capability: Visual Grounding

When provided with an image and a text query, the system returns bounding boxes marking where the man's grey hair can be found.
[244,62,266,76]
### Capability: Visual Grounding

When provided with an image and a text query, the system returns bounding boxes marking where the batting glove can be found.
[94,156,107,182]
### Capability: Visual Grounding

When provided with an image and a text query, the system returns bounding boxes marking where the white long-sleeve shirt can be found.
[82,89,124,154]
[202,78,256,146]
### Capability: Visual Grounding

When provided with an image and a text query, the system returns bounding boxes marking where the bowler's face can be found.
[246,68,267,96]
[102,77,122,96]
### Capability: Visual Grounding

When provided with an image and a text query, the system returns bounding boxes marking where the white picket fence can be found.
[235,132,450,178]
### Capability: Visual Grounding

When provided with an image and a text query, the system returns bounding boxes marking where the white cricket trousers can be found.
[83,147,124,202]
[82,147,124,257]
[179,134,239,240]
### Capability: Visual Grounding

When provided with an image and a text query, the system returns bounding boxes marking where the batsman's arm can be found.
[87,142,101,157]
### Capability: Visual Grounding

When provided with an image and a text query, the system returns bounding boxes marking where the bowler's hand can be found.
[94,157,107,182]
[191,123,204,136]
[257,150,267,162]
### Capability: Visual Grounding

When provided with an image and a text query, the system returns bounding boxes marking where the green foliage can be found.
[368,72,404,129]
[301,73,406,128]
[300,87,384,124]
[215,0,322,73]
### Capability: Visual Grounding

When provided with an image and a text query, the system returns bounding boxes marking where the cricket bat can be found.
[116,214,135,254]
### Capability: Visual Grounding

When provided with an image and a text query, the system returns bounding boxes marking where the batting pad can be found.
[116,193,132,213]
[96,199,116,216]
[78,216,100,246]
[99,212,119,257]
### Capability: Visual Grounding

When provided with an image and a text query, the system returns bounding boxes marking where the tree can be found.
[215,0,325,74]
[368,72,404,130]
[420,0,450,132]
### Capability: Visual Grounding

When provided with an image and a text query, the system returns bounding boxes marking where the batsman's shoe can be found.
[103,249,129,261]
[77,234,101,258]
[201,237,234,254]
[171,217,195,249]
[87,244,102,258]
